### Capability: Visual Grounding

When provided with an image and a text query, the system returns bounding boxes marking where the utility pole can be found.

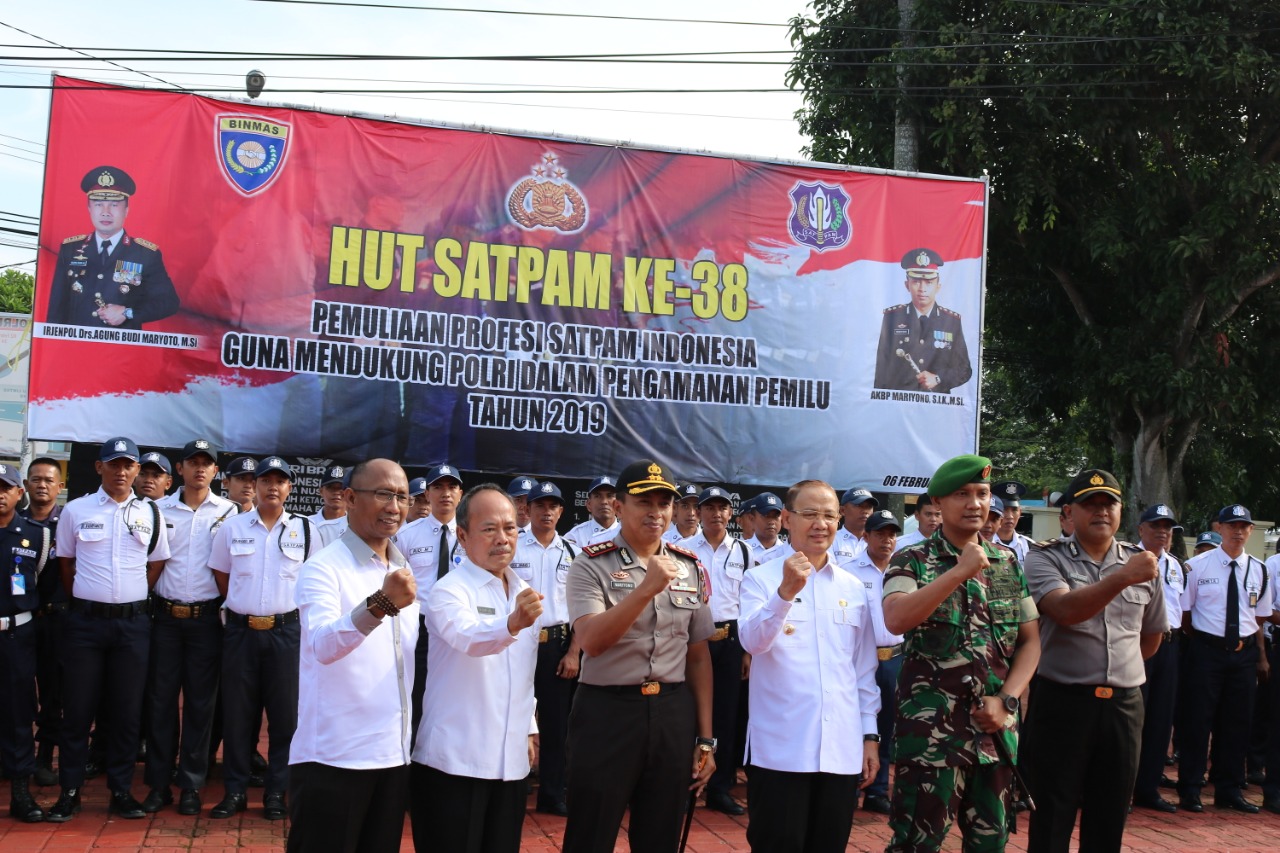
[893,0,919,172]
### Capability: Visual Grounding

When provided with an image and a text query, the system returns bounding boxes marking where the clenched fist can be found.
[638,553,681,596]
[381,567,417,610]
[954,541,990,581]
[1118,550,1159,587]
[778,552,813,601]
[507,587,544,634]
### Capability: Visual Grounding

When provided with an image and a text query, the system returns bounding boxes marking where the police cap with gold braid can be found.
[617,459,680,497]
[1063,469,1122,504]
[926,454,992,498]
[81,166,136,201]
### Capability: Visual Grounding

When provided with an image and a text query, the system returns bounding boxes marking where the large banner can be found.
[30,77,986,489]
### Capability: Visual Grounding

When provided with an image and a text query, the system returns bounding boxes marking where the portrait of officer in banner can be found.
[874,248,972,394]
[46,166,181,331]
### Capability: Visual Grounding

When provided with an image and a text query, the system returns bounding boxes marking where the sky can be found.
[0,0,815,272]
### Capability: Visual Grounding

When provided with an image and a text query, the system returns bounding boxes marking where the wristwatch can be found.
[863,733,881,743]
[997,691,1020,714]
[695,736,718,753]
[124,308,134,321]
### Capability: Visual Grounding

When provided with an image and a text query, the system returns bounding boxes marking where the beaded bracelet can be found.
[369,589,400,618]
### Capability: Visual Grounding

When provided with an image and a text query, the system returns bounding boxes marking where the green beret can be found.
[927,454,993,498]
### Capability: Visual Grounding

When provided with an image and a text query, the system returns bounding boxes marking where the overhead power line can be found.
[247,0,788,27]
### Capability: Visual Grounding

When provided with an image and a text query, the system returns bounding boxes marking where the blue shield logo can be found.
[216,114,291,196]
[787,181,852,252]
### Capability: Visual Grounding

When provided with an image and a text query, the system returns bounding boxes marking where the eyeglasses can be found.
[351,488,411,506]
[792,509,840,524]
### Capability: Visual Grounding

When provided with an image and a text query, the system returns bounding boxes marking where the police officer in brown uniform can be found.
[562,460,716,853]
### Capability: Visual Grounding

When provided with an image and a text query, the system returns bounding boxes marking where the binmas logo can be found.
[507,152,588,233]
[787,180,851,252]
[216,115,292,196]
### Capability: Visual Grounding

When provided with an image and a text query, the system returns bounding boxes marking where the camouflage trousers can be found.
[885,762,1013,853]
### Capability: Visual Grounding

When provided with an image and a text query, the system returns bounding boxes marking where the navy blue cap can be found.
[993,480,1027,506]
[529,481,564,504]
[180,438,219,461]
[989,496,1004,516]
[1139,504,1178,525]
[698,486,731,506]
[588,475,617,495]
[139,452,172,475]
[225,456,257,477]
[753,492,783,513]
[737,495,757,514]
[255,456,293,481]
[865,509,902,532]
[425,464,462,487]
[82,165,135,200]
[409,477,428,497]
[840,488,878,508]
[0,462,21,488]
[677,483,700,501]
[1196,531,1223,548]
[1218,504,1253,524]
[508,476,536,498]
[100,437,139,462]
[321,464,348,487]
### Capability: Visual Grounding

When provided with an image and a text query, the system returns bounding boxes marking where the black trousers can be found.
[287,761,409,853]
[0,618,38,777]
[1024,677,1143,853]
[707,624,745,797]
[1177,632,1259,796]
[562,683,696,853]
[59,607,150,791]
[533,632,574,806]
[1262,642,1280,800]
[410,762,525,853]
[221,618,299,795]
[410,615,427,745]
[1135,633,1179,799]
[746,765,860,853]
[145,607,223,791]
[34,608,64,748]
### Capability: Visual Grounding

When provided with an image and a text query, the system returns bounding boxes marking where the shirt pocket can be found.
[826,603,860,650]
[1119,585,1152,631]
[76,526,106,543]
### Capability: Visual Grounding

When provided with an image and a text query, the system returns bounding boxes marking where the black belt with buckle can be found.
[1192,629,1248,652]
[226,609,300,631]
[711,620,737,643]
[70,597,150,618]
[154,595,222,620]
[586,681,684,696]
[36,601,68,616]
[1041,678,1137,700]
[877,643,904,661]
[538,623,571,644]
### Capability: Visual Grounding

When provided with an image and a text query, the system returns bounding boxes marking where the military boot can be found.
[9,776,45,823]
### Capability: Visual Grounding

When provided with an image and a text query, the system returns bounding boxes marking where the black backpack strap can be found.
[562,539,577,562]
[738,538,751,571]
[148,500,161,556]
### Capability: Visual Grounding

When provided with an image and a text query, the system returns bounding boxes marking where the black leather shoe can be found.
[178,789,201,816]
[1179,793,1203,813]
[1247,770,1266,785]
[263,791,287,821]
[863,794,892,814]
[1012,798,1029,813]
[210,792,247,819]
[83,756,103,779]
[141,787,172,813]
[704,790,745,816]
[1264,797,1280,815]
[8,777,45,823]
[108,790,147,819]
[1159,774,1177,789]
[251,751,269,773]
[1133,794,1177,813]
[45,787,81,822]
[536,799,569,817]
[1215,792,1260,813]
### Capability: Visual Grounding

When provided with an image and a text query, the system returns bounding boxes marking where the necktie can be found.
[99,239,112,262]
[1225,560,1240,647]
[437,525,450,580]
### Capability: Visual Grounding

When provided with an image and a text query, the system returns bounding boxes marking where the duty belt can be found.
[0,611,32,630]
[1040,677,1138,700]
[226,609,300,631]
[538,623,571,644]
[1191,628,1249,652]
[586,681,684,696]
[153,595,222,620]
[71,597,150,618]
[35,601,68,616]
[877,643,904,661]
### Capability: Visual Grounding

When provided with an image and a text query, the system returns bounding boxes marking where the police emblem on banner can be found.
[787,181,852,252]
[216,114,292,196]
[507,152,588,233]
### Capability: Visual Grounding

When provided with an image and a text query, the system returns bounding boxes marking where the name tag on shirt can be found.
[477,605,496,615]
[610,581,635,590]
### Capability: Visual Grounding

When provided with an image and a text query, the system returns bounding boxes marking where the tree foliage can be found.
[789,1,1280,519]
[0,270,33,315]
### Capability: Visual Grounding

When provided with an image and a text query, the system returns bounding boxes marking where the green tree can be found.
[0,270,33,315]
[789,1,1280,518]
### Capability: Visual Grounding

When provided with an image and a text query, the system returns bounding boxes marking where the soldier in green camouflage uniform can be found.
[881,455,1041,853]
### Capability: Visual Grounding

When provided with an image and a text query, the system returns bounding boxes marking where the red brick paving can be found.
[4,769,1280,851]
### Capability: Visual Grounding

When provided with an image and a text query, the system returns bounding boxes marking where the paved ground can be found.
[4,768,1280,852]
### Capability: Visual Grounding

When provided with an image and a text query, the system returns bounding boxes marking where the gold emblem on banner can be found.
[507,152,588,233]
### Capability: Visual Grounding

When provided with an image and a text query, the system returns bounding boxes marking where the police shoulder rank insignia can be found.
[940,306,960,318]
[583,541,617,558]
[667,543,698,561]
[63,234,88,245]
[133,237,159,251]
[217,114,292,196]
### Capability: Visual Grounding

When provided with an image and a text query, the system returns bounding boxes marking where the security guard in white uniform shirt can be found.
[663,483,701,545]
[833,488,877,567]
[992,481,1032,563]
[563,476,619,548]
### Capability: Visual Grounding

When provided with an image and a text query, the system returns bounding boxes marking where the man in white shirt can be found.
[992,480,1032,563]
[48,437,171,823]
[563,476,619,548]
[679,486,752,815]
[208,457,316,821]
[307,464,349,548]
[135,452,173,501]
[739,479,880,852]
[288,459,419,853]
[410,484,542,853]
[407,476,431,521]
[833,487,877,567]
[896,495,942,551]
[662,483,701,545]
[222,456,257,513]
[512,480,578,816]
[745,492,792,565]
[143,439,238,816]
[508,475,536,531]
[393,463,464,740]
[846,509,906,815]
[1263,545,1280,814]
